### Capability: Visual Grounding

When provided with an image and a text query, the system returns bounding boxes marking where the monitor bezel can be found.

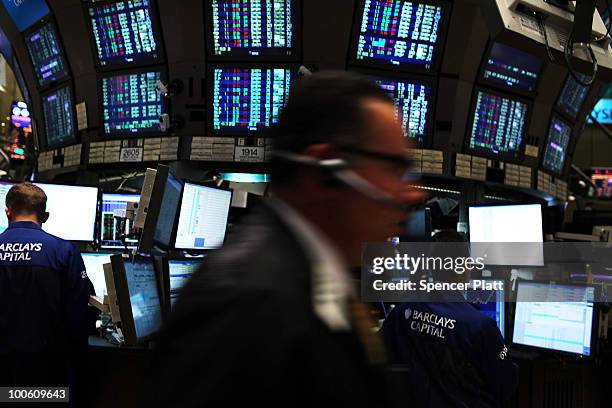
[466,277,507,339]
[97,65,169,138]
[83,0,166,71]
[99,192,141,249]
[81,251,116,298]
[173,180,233,251]
[464,85,530,163]
[554,72,591,123]
[347,0,452,75]
[39,82,79,150]
[23,15,72,90]
[204,0,303,62]
[510,280,598,358]
[540,112,574,178]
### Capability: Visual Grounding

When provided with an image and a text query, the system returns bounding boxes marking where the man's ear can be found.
[40,212,49,224]
[5,208,11,221]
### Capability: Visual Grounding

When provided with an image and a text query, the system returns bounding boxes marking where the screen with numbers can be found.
[557,73,590,121]
[467,88,527,160]
[87,0,162,67]
[350,0,448,72]
[542,114,572,175]
[207,0,299,60]
[25,20,70,88]
[210,66,292,135]
[375,77,433,145]
[41,84,76,147]
[101,69,164,136]
[480,42,542,94]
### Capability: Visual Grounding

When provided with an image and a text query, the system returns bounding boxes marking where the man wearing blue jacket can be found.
[0,182,95,388]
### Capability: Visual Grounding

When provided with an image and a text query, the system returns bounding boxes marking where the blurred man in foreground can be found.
[154,71,424,407]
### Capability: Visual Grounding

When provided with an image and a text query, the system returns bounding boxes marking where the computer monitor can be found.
[465,278,505,338]
[400,208,432,242]
[0,180,15,234]
[41,84,77,148]
[86,0,163,68]
[24,19,70,88]
[209,65,293,135]
[100,193,140,249]
[467,88,528,161]
[349,0,450,72]
[480,42,542,94]
[512,281,596,357]
[2,0,50,32]
[206,0,300,61]
[557,73,590,121]
[175,182,232,251]
[82,252,114,298]
[167,259,203,309]
[542,114,573,176]
[110,254,163,345]
[35,183,99,242]
[375,76,434,145]
[100,69,165,136]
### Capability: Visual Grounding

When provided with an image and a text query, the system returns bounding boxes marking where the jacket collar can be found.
[7,221,42,230]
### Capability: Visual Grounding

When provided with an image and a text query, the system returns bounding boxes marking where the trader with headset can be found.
[153,71,425,407]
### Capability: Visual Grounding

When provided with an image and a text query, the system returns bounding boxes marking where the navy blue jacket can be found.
[381,295,518,408]
[0,221,95,386]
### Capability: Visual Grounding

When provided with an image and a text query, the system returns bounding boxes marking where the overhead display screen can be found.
[211,66,292,134]
[542,115,573,175]
[25,21,70,88]
[557,73,590,121]
[209,0,297,60]
[468,89,527,160]
[2,0,50,32]
[42,84,76,147]
[101,70,164,135]
[376,77,433,144]
[481,42,542,94]
[352,0,447,71]
[88,0,161,67]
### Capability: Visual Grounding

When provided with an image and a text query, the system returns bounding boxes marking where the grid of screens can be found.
[25,21,69,87]
[88,0,160,67]
[468,89,527,160]
[542,115,572,175]
[210,0,296,59]
[100,193,140,248]
[175,183,232,250]
[169,260,202,308]
[211,67,292,134]
[557,73,590,121]
[353,0,445,71]
[513,282,595,356]
[466,279,505,338]
[101,70,163,135]
[376,78,432,144]
[42,84,76,147]
[481,42,542,94]
[124,258,163,340]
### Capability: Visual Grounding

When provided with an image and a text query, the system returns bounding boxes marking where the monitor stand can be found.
[544,0,575,13]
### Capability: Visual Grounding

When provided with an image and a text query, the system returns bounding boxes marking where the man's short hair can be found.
[6,183,47,219]
[270,71,393,184]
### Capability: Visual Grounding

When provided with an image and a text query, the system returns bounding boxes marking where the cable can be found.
[538,15,557,62]
[592,0,612,42]
[565,32,598,86]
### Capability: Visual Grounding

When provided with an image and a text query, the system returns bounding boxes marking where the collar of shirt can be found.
[268,198,354,332]
[7,221,42,230]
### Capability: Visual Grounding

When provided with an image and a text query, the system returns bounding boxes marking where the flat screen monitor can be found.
[210,66,293,135]
[465,278,505,338]
[480,42,542,94]
[100,193,140,248]
[82,252,113,298]
[168,259,202,308]
[35,183,99,242]
[542,114,573,176]
[111,255,163,344]
[0,180,15,233]
[25,20,70,88]
[375,77,434,145]
[87,0,162,67]
[175,183,232,251]
[2,0,50,32]
[557,73,590,121]
[512,281,595,357]
[350,0,449,72]
[101,69,164,136]
[467,88,528,161]
[207,0,299,60]
[41,84,76,147]
[400,207,431,242]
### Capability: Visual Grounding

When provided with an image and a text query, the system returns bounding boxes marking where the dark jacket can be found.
[153,204,388,407]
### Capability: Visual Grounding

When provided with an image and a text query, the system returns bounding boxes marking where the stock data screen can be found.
[468,90,527,159]
[376,78,432,144]
[25,22,69,87]
[354,0,445,70]
[482,42,542,93]
[557,73,590,121]
[42,85,75,147]
[88,0,160,67]
[100,193,140,248]
[102,70,163,135]
[542,115,572,175]
[210,0,296,59]
[169,260,203,308]
[212,67,292,134]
